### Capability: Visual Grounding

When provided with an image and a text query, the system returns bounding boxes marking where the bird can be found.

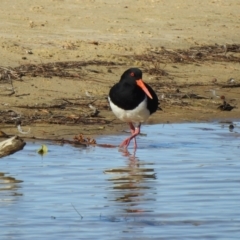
[108,68,159,149]
[218,95,235,111]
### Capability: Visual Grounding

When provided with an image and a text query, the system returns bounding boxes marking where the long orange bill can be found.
[136,79,153,99]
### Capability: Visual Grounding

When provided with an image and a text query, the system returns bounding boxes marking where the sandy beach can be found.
[0,0,240,140]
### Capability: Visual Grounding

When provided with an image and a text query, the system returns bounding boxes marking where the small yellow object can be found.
[37,144,48,155]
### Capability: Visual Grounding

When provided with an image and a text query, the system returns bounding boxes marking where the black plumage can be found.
[109,68,159,113]
[108,68,160,149]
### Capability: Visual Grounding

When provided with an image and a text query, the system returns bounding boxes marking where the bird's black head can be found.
[119,67,153,100]
[120,68,143,82]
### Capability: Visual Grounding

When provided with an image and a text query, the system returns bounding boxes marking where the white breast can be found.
[108,96,150,123]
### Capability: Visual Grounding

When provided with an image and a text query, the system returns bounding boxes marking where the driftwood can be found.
[0,136,26,158]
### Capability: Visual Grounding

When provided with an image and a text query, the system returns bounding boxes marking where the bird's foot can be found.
[118,147,131,156]
[119,138,131,148]
[119,126,140,149]
[119,136,137,149]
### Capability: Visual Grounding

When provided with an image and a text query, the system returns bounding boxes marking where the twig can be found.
[71,203,83,219]
[222,84,240,88]
[8,74,15,95]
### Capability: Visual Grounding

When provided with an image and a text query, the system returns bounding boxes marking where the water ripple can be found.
[0,122,239,239]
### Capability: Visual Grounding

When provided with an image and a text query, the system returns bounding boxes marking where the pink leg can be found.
[129,123,137,148]
[120,123,141,149]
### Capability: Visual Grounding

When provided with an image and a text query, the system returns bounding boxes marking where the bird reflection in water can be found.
[0,172,23,200]
[104,156,156,214]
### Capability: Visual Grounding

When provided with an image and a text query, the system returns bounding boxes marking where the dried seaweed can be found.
[1,44,239,129]
[0,60,124,81]
[221,83,240,88]
[131,44,240,68]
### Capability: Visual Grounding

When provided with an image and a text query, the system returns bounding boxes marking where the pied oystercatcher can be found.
[108,68,159,149]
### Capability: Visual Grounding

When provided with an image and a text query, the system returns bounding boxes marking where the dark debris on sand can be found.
[0,44,239,127]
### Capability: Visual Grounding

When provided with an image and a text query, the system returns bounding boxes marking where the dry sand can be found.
[0,0,240,140]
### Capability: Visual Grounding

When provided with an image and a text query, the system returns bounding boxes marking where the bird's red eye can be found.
[130,72,134,77]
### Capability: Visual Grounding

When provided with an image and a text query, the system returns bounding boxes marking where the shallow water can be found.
[0,122,239,240]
